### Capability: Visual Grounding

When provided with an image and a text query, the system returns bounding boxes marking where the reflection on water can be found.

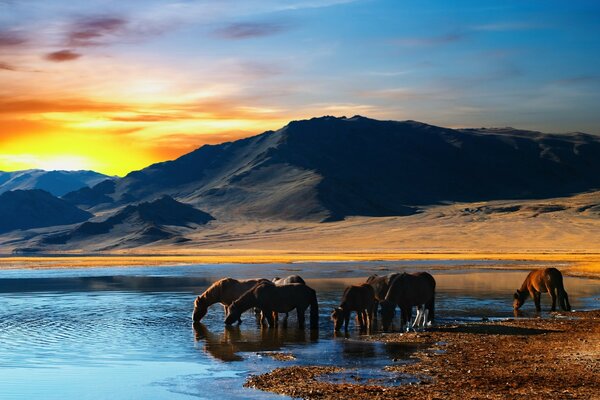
[0,262,598,399]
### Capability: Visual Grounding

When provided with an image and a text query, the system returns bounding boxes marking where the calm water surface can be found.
[0,261,598,399]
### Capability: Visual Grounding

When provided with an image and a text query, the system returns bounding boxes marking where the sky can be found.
[1,0,599,176]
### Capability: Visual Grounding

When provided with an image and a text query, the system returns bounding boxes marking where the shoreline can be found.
[1,252,599,279]
[245,310,600,399]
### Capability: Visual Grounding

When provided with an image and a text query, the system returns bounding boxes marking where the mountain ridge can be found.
[62,115,600,222]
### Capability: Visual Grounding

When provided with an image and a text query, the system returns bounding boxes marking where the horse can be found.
[192,278,271,323]
[331,283,375,332]
[271,275,307,325]
[380,272,436,332]
[513,267,571,312]
[225,282,319,330]
[365,273,400,327]
[273,275,306,285]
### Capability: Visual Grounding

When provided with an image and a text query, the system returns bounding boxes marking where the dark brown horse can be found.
[272,275,306,325]
[513,267,571,312]
[225,282,319,329]
[192,278,271,323]
[365,273,400,327]
[331,283,375,332]
[380,272,436,331]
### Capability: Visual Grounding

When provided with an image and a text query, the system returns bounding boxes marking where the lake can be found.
[1,261,598,399]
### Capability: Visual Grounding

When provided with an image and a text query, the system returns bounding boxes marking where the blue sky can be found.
[1,0,599,174]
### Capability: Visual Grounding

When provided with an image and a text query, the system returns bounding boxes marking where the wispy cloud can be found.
[471,22,545,32]
[393,32,465,47]
[66,16,128,47]
[213,22,288,40]
[45,49,81,62]
[0,61,18,71]
[0,30,27,47]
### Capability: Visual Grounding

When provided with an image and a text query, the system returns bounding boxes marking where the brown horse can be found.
[513,268,571,312]
[272,275,306,325]
[365,273,400,327]
[331,283,375,332]
[225,282,319,330]
[192,278,271,323]
[380,272,436,331]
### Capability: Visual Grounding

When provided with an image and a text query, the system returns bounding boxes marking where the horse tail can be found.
[427,274,436,323]
[309,289,319,330]
[556,271,571,311]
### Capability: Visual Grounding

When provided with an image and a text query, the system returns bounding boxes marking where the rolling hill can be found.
[0,169,112,197]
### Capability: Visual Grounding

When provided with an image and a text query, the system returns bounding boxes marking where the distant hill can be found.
[0,170,112,197]
[43,195,214,248]
[0,190,92,233]
[67,115,600,222]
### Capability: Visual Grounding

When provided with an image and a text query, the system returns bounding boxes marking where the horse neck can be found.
[231,290,257,314]
[519,276,531,292]
[201,284,223,306]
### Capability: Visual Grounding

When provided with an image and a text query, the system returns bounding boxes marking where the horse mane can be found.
[200,277,235,305]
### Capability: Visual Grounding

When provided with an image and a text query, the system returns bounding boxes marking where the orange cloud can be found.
[45,50,82,62]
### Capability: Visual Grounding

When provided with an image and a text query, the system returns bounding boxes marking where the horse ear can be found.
[513,292,519,299]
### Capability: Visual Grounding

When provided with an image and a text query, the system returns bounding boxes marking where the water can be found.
[0,261,598,399]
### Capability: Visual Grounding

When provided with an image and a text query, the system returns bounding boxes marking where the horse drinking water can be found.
[192,278,271,323]
[225,282,319,330]
[513,267,571,312]
[331,283,376,332]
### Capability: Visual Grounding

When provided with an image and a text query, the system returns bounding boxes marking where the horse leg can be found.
[401,306,411,332]
[283,312,289,328]
[550,288,557,312]
[264,310,275,328]
[344,311,350,332]
[558,289,570,311]
[357,311,365,331]
[297,308,306,329]
[532,291,541,312]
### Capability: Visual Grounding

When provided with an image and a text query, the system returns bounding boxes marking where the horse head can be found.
[192,296,208,323]
[330,307,344,331]
[224,303,242,325]
[380,300,396,331]
[513,290,526,310]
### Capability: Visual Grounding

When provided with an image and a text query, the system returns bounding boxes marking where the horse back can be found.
[256,283,313,313]
[341,284,375,310]
[386,272,435,306]
[524,268,563,293]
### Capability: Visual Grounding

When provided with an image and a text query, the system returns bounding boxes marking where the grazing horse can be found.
[380,272,436,332]
[272,275,307,325]
[365,273,400,327]
[513,268,571,312]
[331,283,376,332]
[192,278,271,323]
[225,283,319,330]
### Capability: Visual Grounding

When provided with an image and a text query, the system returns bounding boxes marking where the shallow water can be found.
[0,261,598,399]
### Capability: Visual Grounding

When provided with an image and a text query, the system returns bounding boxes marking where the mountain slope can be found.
[0,190,92,233]
[62,116,600,221]
[43,195,214,249]
[0,170,112,197]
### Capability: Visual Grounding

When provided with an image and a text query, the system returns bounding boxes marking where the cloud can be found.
[0,30,27,47]
[45,49,82,62]
[66,16,128,47]
[213,22,287,39]
[0,97,128,114]
[0,61,18,71]
[471,22,545,32]
[393,32,465,47]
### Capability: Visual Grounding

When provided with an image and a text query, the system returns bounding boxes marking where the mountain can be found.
[43,195,214,248]
[0,189,92,233]
[66,115,600,222]
[0,170,113,197]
